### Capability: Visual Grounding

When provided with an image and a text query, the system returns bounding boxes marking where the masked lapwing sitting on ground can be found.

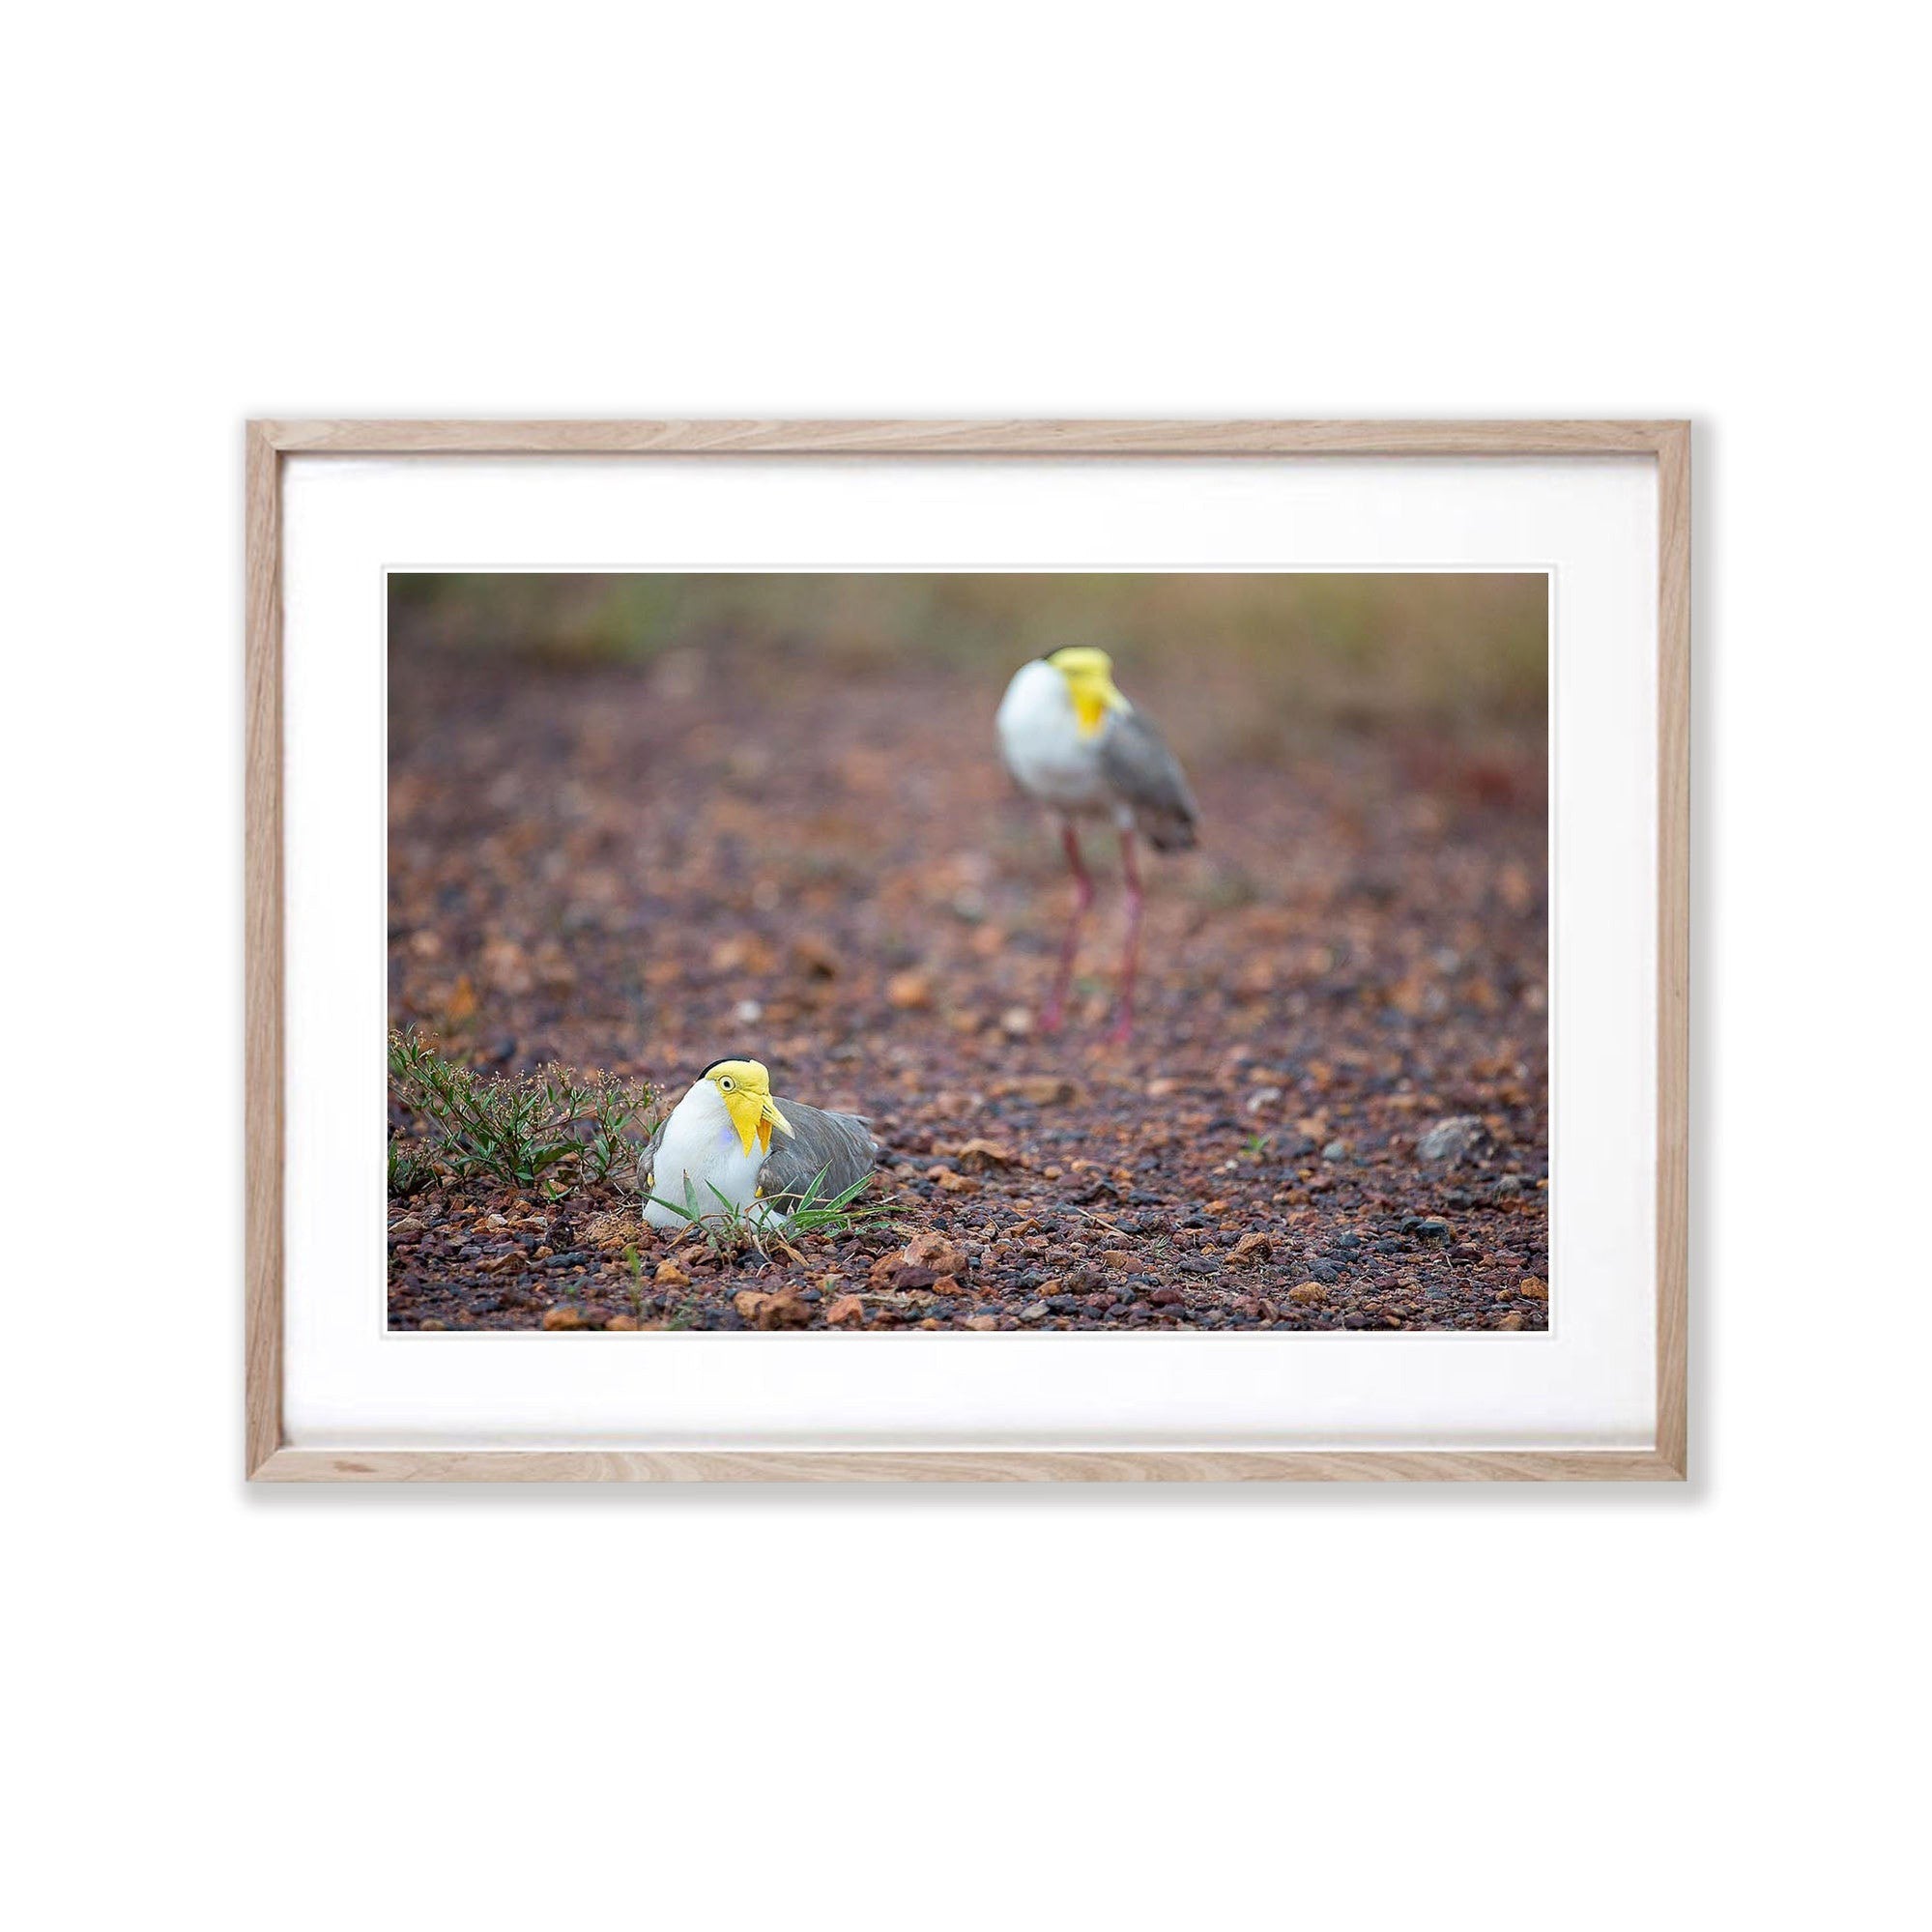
[639,1057,876,1230]
[996,647,1198,1041]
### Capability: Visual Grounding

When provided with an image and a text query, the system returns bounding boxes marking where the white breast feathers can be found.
[996,659,1112,812]
[642,1081,771,1229]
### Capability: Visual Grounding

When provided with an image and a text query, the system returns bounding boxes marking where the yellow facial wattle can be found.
[707,1059,794,1157]
[1049,648,1126,738]
[723,1087,767,1156]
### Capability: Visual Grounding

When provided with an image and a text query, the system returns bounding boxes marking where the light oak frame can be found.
[245,419,1689,1483]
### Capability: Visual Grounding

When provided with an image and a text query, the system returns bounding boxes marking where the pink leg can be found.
[1042,821,1094,1034]
[1109,828,1144,1045]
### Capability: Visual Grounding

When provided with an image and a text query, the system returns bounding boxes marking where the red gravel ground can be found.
[388,623,1548,1333]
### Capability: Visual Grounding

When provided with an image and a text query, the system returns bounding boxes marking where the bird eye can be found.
[719,1076,734,1089]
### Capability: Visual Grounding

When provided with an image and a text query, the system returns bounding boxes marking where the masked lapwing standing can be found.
[639,1057,876,1230]
[997,648,1198,1042]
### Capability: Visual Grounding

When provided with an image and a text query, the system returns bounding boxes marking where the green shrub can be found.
[388,1028,653,1197]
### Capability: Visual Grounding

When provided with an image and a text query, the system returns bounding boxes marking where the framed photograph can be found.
[246,419,1688,1482]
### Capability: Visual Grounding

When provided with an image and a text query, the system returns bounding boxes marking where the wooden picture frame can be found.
[245,419,1689,1483]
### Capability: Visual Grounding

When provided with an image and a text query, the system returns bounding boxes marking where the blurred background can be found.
[390,570,1545,752]
[389,571,1546,1129]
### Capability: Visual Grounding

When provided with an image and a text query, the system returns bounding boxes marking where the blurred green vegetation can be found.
[389,571,1545,732]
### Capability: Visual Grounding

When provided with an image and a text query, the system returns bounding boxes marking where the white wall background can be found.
[6,6,1924,1929]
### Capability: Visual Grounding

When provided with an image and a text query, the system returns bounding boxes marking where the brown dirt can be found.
[389,640,1548,1333]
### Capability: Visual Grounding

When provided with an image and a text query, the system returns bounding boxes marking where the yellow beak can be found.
[723,1085,793,1156]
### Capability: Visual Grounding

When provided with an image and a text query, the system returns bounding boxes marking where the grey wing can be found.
[1100,706,1199,851]
[758,1099,879,1209]
[635,1118,667,1197]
